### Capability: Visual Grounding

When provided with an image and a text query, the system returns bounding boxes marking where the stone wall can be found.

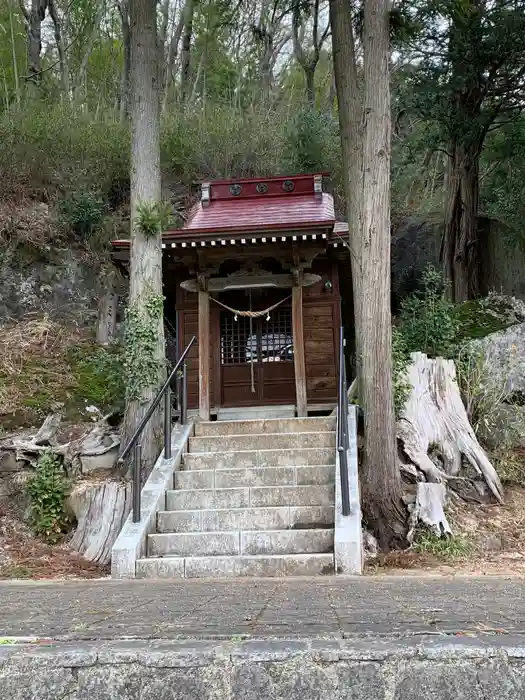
[0,247,124,327]
[0,201,125,327]
[1,637,524,699]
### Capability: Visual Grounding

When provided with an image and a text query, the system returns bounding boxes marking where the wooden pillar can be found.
[198,278,210,421]
[292,269,308,417]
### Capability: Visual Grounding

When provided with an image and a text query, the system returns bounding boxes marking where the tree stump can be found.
[397,352,504,504]
[68,480,132,566]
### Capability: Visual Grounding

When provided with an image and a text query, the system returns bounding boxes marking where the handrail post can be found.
[338,326,351,517]
[343,338,349,452]
[132,442,142,523]
[164,387,172,459]
[181,362,188,425]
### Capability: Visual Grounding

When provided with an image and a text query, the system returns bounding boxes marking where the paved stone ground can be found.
[1,575,524,641]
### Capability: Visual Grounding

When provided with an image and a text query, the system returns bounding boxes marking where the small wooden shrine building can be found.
[112,173,350,420]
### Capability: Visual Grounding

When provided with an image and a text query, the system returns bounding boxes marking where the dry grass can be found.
[0,316,86,421]
[0,199,56,249]
[493,445,525,486]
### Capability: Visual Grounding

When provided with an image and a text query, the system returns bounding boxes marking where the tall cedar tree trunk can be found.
[441,2,484,302]
[442,139,482,302]
[331,0,405,549]
[121,0,165,472]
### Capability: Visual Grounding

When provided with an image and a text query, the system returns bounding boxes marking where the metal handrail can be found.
[337,326,351,516]
[120,336,196,522]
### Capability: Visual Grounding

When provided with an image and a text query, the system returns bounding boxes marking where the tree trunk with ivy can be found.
[120,0,166,475]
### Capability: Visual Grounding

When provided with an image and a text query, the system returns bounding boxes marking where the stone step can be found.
[194,417,336,437]
[242,528,333,556]
[148,528,333,558]
[182,447,335,471]
[174,465,334,490]
[166,484,334,511]
[136,553,335,579]
[188,432,335,454]
[148,531,239,557]
[157,505,335,533]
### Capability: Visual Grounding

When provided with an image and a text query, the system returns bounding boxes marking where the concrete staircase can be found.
[136,416,337,578]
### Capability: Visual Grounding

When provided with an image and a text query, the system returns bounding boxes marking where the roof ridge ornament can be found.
[314,174,323,200]
[201,182,211,208]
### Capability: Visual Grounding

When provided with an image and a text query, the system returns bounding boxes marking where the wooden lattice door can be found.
[219,304,295,406]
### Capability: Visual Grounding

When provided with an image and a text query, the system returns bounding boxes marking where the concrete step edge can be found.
[136,553,335,578]
[194,419,336,437]
[156,505,335,534]
[166,484,334,494]
[190,431,335,440]
[148,528,335,557]
[179,464,336,472]
[183,447,336,458]
[150,528,334,537]
[140,553,334,561]
[158,505,335,515]
[196,417,334,425]
[166,484,335,511]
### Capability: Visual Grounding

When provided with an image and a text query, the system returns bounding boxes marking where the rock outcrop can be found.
[391,215,525,308]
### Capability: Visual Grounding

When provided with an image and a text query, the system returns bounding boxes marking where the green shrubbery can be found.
[0,104,129,203]
[283,108,341,177]
[26,451,71,544]
[392,265,459,415]
[396,266,459,359]
[162,105,288,179]
[59,192,105,239]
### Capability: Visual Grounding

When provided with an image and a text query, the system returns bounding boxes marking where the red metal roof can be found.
[179,191,334,236]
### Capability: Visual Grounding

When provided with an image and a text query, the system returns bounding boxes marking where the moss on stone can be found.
[454,297,519,343]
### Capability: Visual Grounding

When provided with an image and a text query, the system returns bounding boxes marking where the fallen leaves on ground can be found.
[0,502,107,580]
